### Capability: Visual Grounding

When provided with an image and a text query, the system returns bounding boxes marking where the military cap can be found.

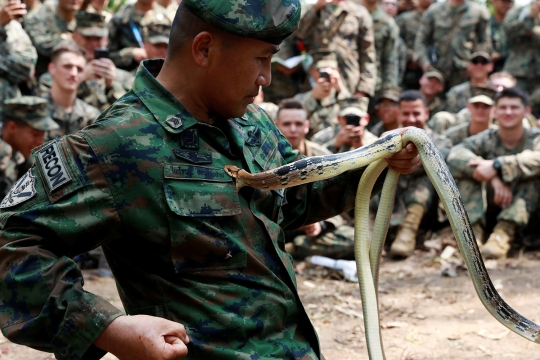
[339,97,369,117]
[377,87,401,103]
[143,23,171,44]
[75,11,108,37]
[471,85,497,99]
[423,68,445,86]
[183,0,301,45]
[468,95,494,106]
[470,51,491,61]
[4,96,59,131]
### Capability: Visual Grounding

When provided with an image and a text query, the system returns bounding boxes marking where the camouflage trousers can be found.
[458,178,540,228]
[291,225,355,260]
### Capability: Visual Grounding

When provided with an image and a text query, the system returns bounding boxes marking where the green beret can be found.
[4,96,59,131]
[76,11,108,37]
[183,0,301,44]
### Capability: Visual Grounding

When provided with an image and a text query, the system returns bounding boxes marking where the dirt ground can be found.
[1,246,540,360]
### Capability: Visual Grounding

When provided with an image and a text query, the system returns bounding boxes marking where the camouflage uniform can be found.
[85,4,113,24]
[311,125,378,153]
[445,81,474,114]
[443,121,497,146]
[396,9,424,89]
[107,2,171,70]
[502,5,540,95]
[414,1,492,89]
[45,94,100,141]
[0,20,37,117]
[296,2,377,96]
[489,15,508,72]
[370,6,400,93]
[447,127,540,227]
[427,95,447,116]
[24,1,75,77]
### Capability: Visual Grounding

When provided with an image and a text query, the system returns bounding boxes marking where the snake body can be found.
[224,128,540,359]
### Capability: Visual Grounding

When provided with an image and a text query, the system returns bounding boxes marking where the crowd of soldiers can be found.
[0,0,538,272]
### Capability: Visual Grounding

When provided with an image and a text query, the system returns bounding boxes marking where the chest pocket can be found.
[163,164,247,273]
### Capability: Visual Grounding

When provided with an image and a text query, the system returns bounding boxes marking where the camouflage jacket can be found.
[304,139,331,157]
[0,21,37,117]
[396,9,422,63]
[445,81,472,114]
[45,94,100,141]
[428,95,447,116]
[502,5,540,78]
[0,60,381,360]
[38,69,135,111]
[448,127,540,183]
[108,3,171,70]
[310,125,378,153]
[371,6,400,92]
[0,138,24,198]
[414,1,491,77]
[24,2,74,77]
[443,121,497,145]
[294,86,352,135]
[296,2,377,96]
[489,16,508,65]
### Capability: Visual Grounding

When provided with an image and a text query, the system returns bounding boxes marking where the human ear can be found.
[191,32,214,68]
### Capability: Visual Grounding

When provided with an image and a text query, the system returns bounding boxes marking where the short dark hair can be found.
[277,98,305,119]
[51,42,86,63]
[494,87,529,107]
[399,90,427,107]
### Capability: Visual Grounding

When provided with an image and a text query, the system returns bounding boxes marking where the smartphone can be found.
[94,48,110,60]
[345,114,361,126]
[319,69,331,81]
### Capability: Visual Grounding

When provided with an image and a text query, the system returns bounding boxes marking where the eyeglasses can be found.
[471,58,490,65]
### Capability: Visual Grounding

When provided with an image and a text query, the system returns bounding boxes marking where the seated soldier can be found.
[444,95,495,146]
[276,99,355,259]
[311,98,378,153]
[370,87,401,137]
[389,90,452,258]
[447,87,540,259]
[295,51,352,136]
[44,43,101,141]
[0,96,58,198]
[38,12,135,111]
[418,68,446,116]
[446,51,494,114]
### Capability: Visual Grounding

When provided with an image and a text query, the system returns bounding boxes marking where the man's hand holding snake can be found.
[382,127,420,175]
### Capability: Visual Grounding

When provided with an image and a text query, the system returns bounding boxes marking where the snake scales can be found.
[224,128,540,359]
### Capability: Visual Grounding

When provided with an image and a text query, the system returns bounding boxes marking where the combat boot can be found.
[389,203,425,258]
[472,222,484,249]
[481,220,516,259]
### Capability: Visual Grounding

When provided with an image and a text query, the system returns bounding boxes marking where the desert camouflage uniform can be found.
[489,15,508,72]
[296,2,377,96]
[502,5,540,95]
[371,6,400,92]
[0,21,37,117]
[38,69,135,111]
[107,2,171,70]
[414,1,492,89]
[447,127,540,227]
[24,1,75,77]
[294,87,352,135]
[0,57,392,359]
[45,94,100,141]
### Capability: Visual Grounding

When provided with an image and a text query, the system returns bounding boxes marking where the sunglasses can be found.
[471,58,490,65]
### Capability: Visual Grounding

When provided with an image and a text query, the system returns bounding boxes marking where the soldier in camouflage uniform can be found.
[502,2,540,96]
[359,0,400,94]
[414,0,492,90]
[0,1,420,359]
[489,0,512,72]
[0,6,37,117]
[38,12,135,111]
[448,87,540,259]
[296,0,377,98]
[418,68,446,116]
[85,0,113,23]
[107,0,171,71]
[24,0,83,78]
[396,0,433,89]
[45,43,100,141]
[445,51,494,114]
[0,96,58,198]
[379,0,407,88]
[444,95,494,146]
[370,86,400,136]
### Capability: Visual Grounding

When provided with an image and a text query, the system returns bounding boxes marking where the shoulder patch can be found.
[36,141,73,192]
[0,171,37,208]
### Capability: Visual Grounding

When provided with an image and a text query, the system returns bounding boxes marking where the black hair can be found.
[51,42,86,63]
[399,90,427,107]
[277,98,305,119]
[494,87,529,107]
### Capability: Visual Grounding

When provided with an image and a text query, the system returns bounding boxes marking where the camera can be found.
[345,114,361,126]
[319,69,331,81]
[94,48,110,60]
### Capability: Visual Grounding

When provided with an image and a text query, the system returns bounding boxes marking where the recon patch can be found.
[166,115,183,129]
[36,142,72,192]
[0,171,37,208]
[180,128,199,149]
[173,149,212,164]
[245,127,262,147]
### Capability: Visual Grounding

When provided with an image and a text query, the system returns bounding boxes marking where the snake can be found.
[224,127,540,359]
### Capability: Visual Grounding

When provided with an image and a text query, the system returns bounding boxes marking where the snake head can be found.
[224,165,240,178]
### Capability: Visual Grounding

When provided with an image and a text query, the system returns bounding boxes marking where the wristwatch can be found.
[492,158,503,178]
